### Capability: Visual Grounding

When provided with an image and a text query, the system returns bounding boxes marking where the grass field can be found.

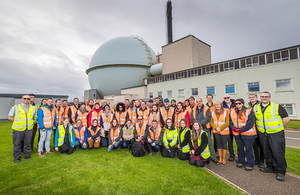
[286,120,300,129]
[0,121,242,195]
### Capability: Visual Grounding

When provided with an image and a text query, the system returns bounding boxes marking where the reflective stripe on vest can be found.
[115,111,127,125]
[55,106,64,126]
[174,110,187,129]
[136,123,147,137]
[41,106,56,128]
[150,126,161,140]
[254,102,284,134]
[138,108,149,124]
[163,127,177,146]
[190,130,210,159]
[70,105,78,122]
[57,125,73,147]
[77,110,88,127]
[230,109,256,136]
[211,110,229,135]
[110,127,120,143]
[102,112,113,130]
[179,127,191,153]
[12,104,35,131]
[160,107,174,123]
[91,110,101,127]
[149,111,161,126]
[74,126,86,141]
[88,126,100,142]
[127,108,137,125]
[63,106,69,119]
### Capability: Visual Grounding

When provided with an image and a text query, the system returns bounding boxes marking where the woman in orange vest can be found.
[173,102,190,129]
[148,104,161,127]
[74,119,87,150]
[229,98,256,171]
[210,101,230,165]
[87,119,101,150]
[87,103,103,127]
[102,105,113,147]
[127,102,138,125]
[75,104,88,128]
[108,118,123,151]
[114,102,127,128]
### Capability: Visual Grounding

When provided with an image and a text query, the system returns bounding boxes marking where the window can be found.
[253,57,259,66]
[280,104,294,116]
[266,54,273,64]
[240,59,246,68]
[215,65,219,72]
[259,55,265,65]
[281,50,289,61]
[290,48,298,60]
[229,62,234,70]
[246,58,252,67]
[167,90,172,98]
[157,91,162,97]
[248,82,260,92]
[225,84,235,94]
[191,88,198,96]
[219,64,224,72]
[224,63,229,71]
[178,89,185,97]
[207,86,215,95]
[149,92,153,98]
[235,61,240,69]
[276,79,291,91]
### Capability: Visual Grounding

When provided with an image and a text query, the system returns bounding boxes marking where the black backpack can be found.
[131,142,145,157]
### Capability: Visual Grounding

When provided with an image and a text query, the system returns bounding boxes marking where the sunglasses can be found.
[235,102,242,105]
[23,98,30,100]
[138,119,143,121]
[261,96,270,98]
[224,97,230,99]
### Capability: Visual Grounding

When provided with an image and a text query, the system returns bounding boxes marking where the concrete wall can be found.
[0,97,15,120]
[147,59,300,119]
[121,86,147,99]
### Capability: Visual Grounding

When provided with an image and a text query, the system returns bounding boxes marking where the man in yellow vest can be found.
[8,95,36,163]
[253,91,290,181]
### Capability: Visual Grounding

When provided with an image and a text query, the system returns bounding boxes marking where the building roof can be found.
[162,34,211,48]
[120,85,147,90]
[0,93,69,98]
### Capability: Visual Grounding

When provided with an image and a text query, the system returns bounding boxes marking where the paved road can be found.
[285,130,300,149]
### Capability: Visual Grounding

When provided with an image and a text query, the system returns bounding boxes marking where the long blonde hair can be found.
[191,120,202,141]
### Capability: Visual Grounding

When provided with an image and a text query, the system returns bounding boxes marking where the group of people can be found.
[8,91,290,181]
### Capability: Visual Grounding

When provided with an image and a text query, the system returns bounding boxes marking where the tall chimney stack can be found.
[166,0,173,44]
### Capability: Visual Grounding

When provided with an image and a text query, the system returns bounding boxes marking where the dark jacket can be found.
[190,104,211,131]
[87,126,101,141]
[147,126,164,145]
[189,132,208,157]
[222,99,236,109]
[178,127,191,148]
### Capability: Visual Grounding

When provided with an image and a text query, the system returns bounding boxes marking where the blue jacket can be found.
[37,104,57,130]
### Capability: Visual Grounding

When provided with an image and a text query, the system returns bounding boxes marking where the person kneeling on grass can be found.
[54,118,75,155]
[146,120,163,155]
[177,119,191,160]
[189,120,211,167]
[133,115,149,150]
[74,119,88,150]
[122,120,135,148]
[108,119,123,151]
[162,118,178,158]
[87,119,101,150]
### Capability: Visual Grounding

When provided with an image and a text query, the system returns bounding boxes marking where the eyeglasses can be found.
[224,97,230,99]
[23,98,30,100]
[261,96,270,98]
[138,119,143,121]
[235,102,242,105]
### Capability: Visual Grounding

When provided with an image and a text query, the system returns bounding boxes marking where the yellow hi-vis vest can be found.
[57,125,74,147]
[179,127,191,153]
[163,127,178,147]
[190,130,210,159]
[12,104,35,131]
[253,102,284,134]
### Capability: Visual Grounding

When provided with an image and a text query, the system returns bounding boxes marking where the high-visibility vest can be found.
[70,105,78,123]
[178,127,191,153]
[62,106,69,120]
[149,111,161,126]
[190,130,210,159]
[211,110,230,135]
[74,126,86,142]
[90,110,102,127]
[187,105,194,118]
[77,110,88,128]
[41,106,56,129]
[12,104,35,131]
[174,110,188,129]
[192,105,211,128]
[33,103,39,121]
[135,123,147,137]
[163,127,178,147]
[88,126,100,142]
[54,106,64,126]
[102,112,113,131]
[110,127,121,143]
[150,126,162,140]
[123,126,135,136]
[160,107,174,123]
[114,111,127,126]
[230,109,257,136]
[253,102,284,134]
[127,108,137,125]
[86,105,93,113]
[138,108,149,125]
[57,124,74,147]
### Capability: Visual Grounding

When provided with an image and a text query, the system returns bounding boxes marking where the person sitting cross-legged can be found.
[146,120,164,155]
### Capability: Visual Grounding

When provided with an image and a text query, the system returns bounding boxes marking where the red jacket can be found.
[87,107,103,127]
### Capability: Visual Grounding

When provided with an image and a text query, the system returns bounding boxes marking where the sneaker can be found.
[156,151,160,155]
[254,160,259,165]
[46,151,53,154]
[117,146,120,151]
[206,158,210,165]
[14,159,21,163]
[276,173,285,181]
[89,148,92,151]
[236,164,244,168]
[24,157,31,159]
[228,156,235,161]
[38,152,44,157]
[149,152,153,156]
[260,167,273,173]
[258,162,265,168]
[212,159,219,164]
[245,166,253,171]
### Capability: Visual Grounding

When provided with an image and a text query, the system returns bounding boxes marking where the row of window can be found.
[147,47,299,84]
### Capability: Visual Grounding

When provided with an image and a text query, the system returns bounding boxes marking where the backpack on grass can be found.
[132,141,145,157]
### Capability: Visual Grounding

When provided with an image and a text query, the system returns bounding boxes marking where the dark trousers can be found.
[189,157,206,167]
[53,128,57,148]
[258,131,287,174]
[13,129,32,160]
[234,135,256,167]
[30,123,38,151]
[162,145,176,158]
[177,150,190,160]
[214,133,229,150]
[59,143,73,155]
[213,133,218,153]
[253,135,264,163]
[101,137,108,147]
[228,128,235,157]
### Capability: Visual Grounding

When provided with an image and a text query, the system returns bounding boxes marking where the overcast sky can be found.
[0,0,299,101]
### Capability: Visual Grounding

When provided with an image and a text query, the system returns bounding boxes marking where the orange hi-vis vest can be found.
[192,105,211,129]
[187,105,195,118]
[86,105,93,113]
[74,126,86,142]
[54,106,64,126]
[90,110,102,127]
[211,110,230,135]
[110,127,121,143]
[160,106,174,123]
[102,112,113,131]
[62,106,69,120]
[70,105,78,123]
[138,108,149,125]
[136,123,147,137]
[115,111,127,126]
[77,110,88,128]
[230,109,257,136]
[174,110,188,129]
[149,111,161,126]
[88,126,100,142]
[127,108,137,125]
[150,126,162,140]
[41,106,56,129]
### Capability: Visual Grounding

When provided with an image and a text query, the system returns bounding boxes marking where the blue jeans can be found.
[122,139,135,148]
[146,139,162,153]
[38,129,52,152]
[101,137,108,147]
[75,140,87,150]
[234,134,256,167]
[107,141,122,151]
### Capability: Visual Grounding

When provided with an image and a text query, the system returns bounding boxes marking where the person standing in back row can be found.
[253,91,290,181]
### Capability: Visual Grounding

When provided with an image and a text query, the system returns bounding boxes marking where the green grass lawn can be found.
[0,121,242,195]
[286,120,300,129]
